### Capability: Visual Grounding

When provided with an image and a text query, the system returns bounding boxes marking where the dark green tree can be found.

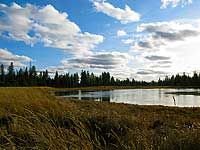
[81,70,87,86]
[0,64,5,85]
[7,62,15,86]
[111,76,115,85]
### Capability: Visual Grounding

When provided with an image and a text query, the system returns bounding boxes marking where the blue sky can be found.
[0,0,200,80]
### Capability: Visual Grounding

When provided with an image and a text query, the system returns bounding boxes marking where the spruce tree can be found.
[0,64,5,86]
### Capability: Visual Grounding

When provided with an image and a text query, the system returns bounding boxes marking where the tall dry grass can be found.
[0,87,200,149]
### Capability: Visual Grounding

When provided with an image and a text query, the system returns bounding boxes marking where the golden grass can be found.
[0,87,200,149]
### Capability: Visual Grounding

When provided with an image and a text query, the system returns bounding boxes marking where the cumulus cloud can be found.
[137,69,167,75]
[149,60,172,68]
[61,52,131,70]
[46,51,136,80]
[161,0,192,9]
[0,48,32,67]
[150,65,171,68]
[131,38,163,51]
[137,21,200,39]
[0,3,36,45]
[122,39,134,44]
[117,30,127,37]
[127,19,200,78]
[158,60,172,64]
[145,55,170,61]
[92,0,140,24]
[138,22,199,42]
[0,3,103,55]
[132,21,200,51]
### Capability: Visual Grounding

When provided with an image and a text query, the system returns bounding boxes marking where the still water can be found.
[56,88,200,107]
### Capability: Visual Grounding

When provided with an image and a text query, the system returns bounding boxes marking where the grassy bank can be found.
[0,87,200,149]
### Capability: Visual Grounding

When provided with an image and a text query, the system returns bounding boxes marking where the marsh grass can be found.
[0,87,200,149]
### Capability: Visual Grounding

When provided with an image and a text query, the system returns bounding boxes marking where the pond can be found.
[55,88,200,107]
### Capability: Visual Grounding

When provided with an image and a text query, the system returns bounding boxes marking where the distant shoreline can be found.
[53,85,200,91]
[1,85,200,91]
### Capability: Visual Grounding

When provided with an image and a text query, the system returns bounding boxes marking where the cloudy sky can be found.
[0,0,200,81]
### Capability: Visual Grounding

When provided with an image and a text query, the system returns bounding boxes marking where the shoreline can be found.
[53,85,200,91]
[1,85,200,91]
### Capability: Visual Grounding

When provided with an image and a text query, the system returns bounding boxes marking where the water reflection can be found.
[56,88,200,107]
[55,90,79,96]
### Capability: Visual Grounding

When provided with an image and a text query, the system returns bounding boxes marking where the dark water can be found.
[55,88,200,107]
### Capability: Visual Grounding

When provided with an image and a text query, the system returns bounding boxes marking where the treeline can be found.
[156,72,200,86]
[0,62,145,87]
[0,62,200,87]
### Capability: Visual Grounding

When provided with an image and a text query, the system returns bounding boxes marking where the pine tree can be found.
[73,73,79,87]
[17,68,24,86]
[192,72,198,86]
[29,66,37,86]
[7,62,15,86]
[111,76,115,85]
[81,70,87,86]
[0,64,5,86]
[54,71,59,87]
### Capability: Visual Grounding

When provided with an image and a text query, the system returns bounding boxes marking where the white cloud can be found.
[122,39,134,44]
[0,3,36,45]
[0,48,32,67]
[133,20,200,51]
[129,19,200,77]
[47,51,136,79]
[137,69,167,75]
[161,0,192,9]
[117,30,127,37]
[145,55,171,61]
[61,51,132,70]
[0,3,104,55]
[92,0,140,24]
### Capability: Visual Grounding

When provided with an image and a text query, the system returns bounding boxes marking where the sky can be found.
[0,0,200,81]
